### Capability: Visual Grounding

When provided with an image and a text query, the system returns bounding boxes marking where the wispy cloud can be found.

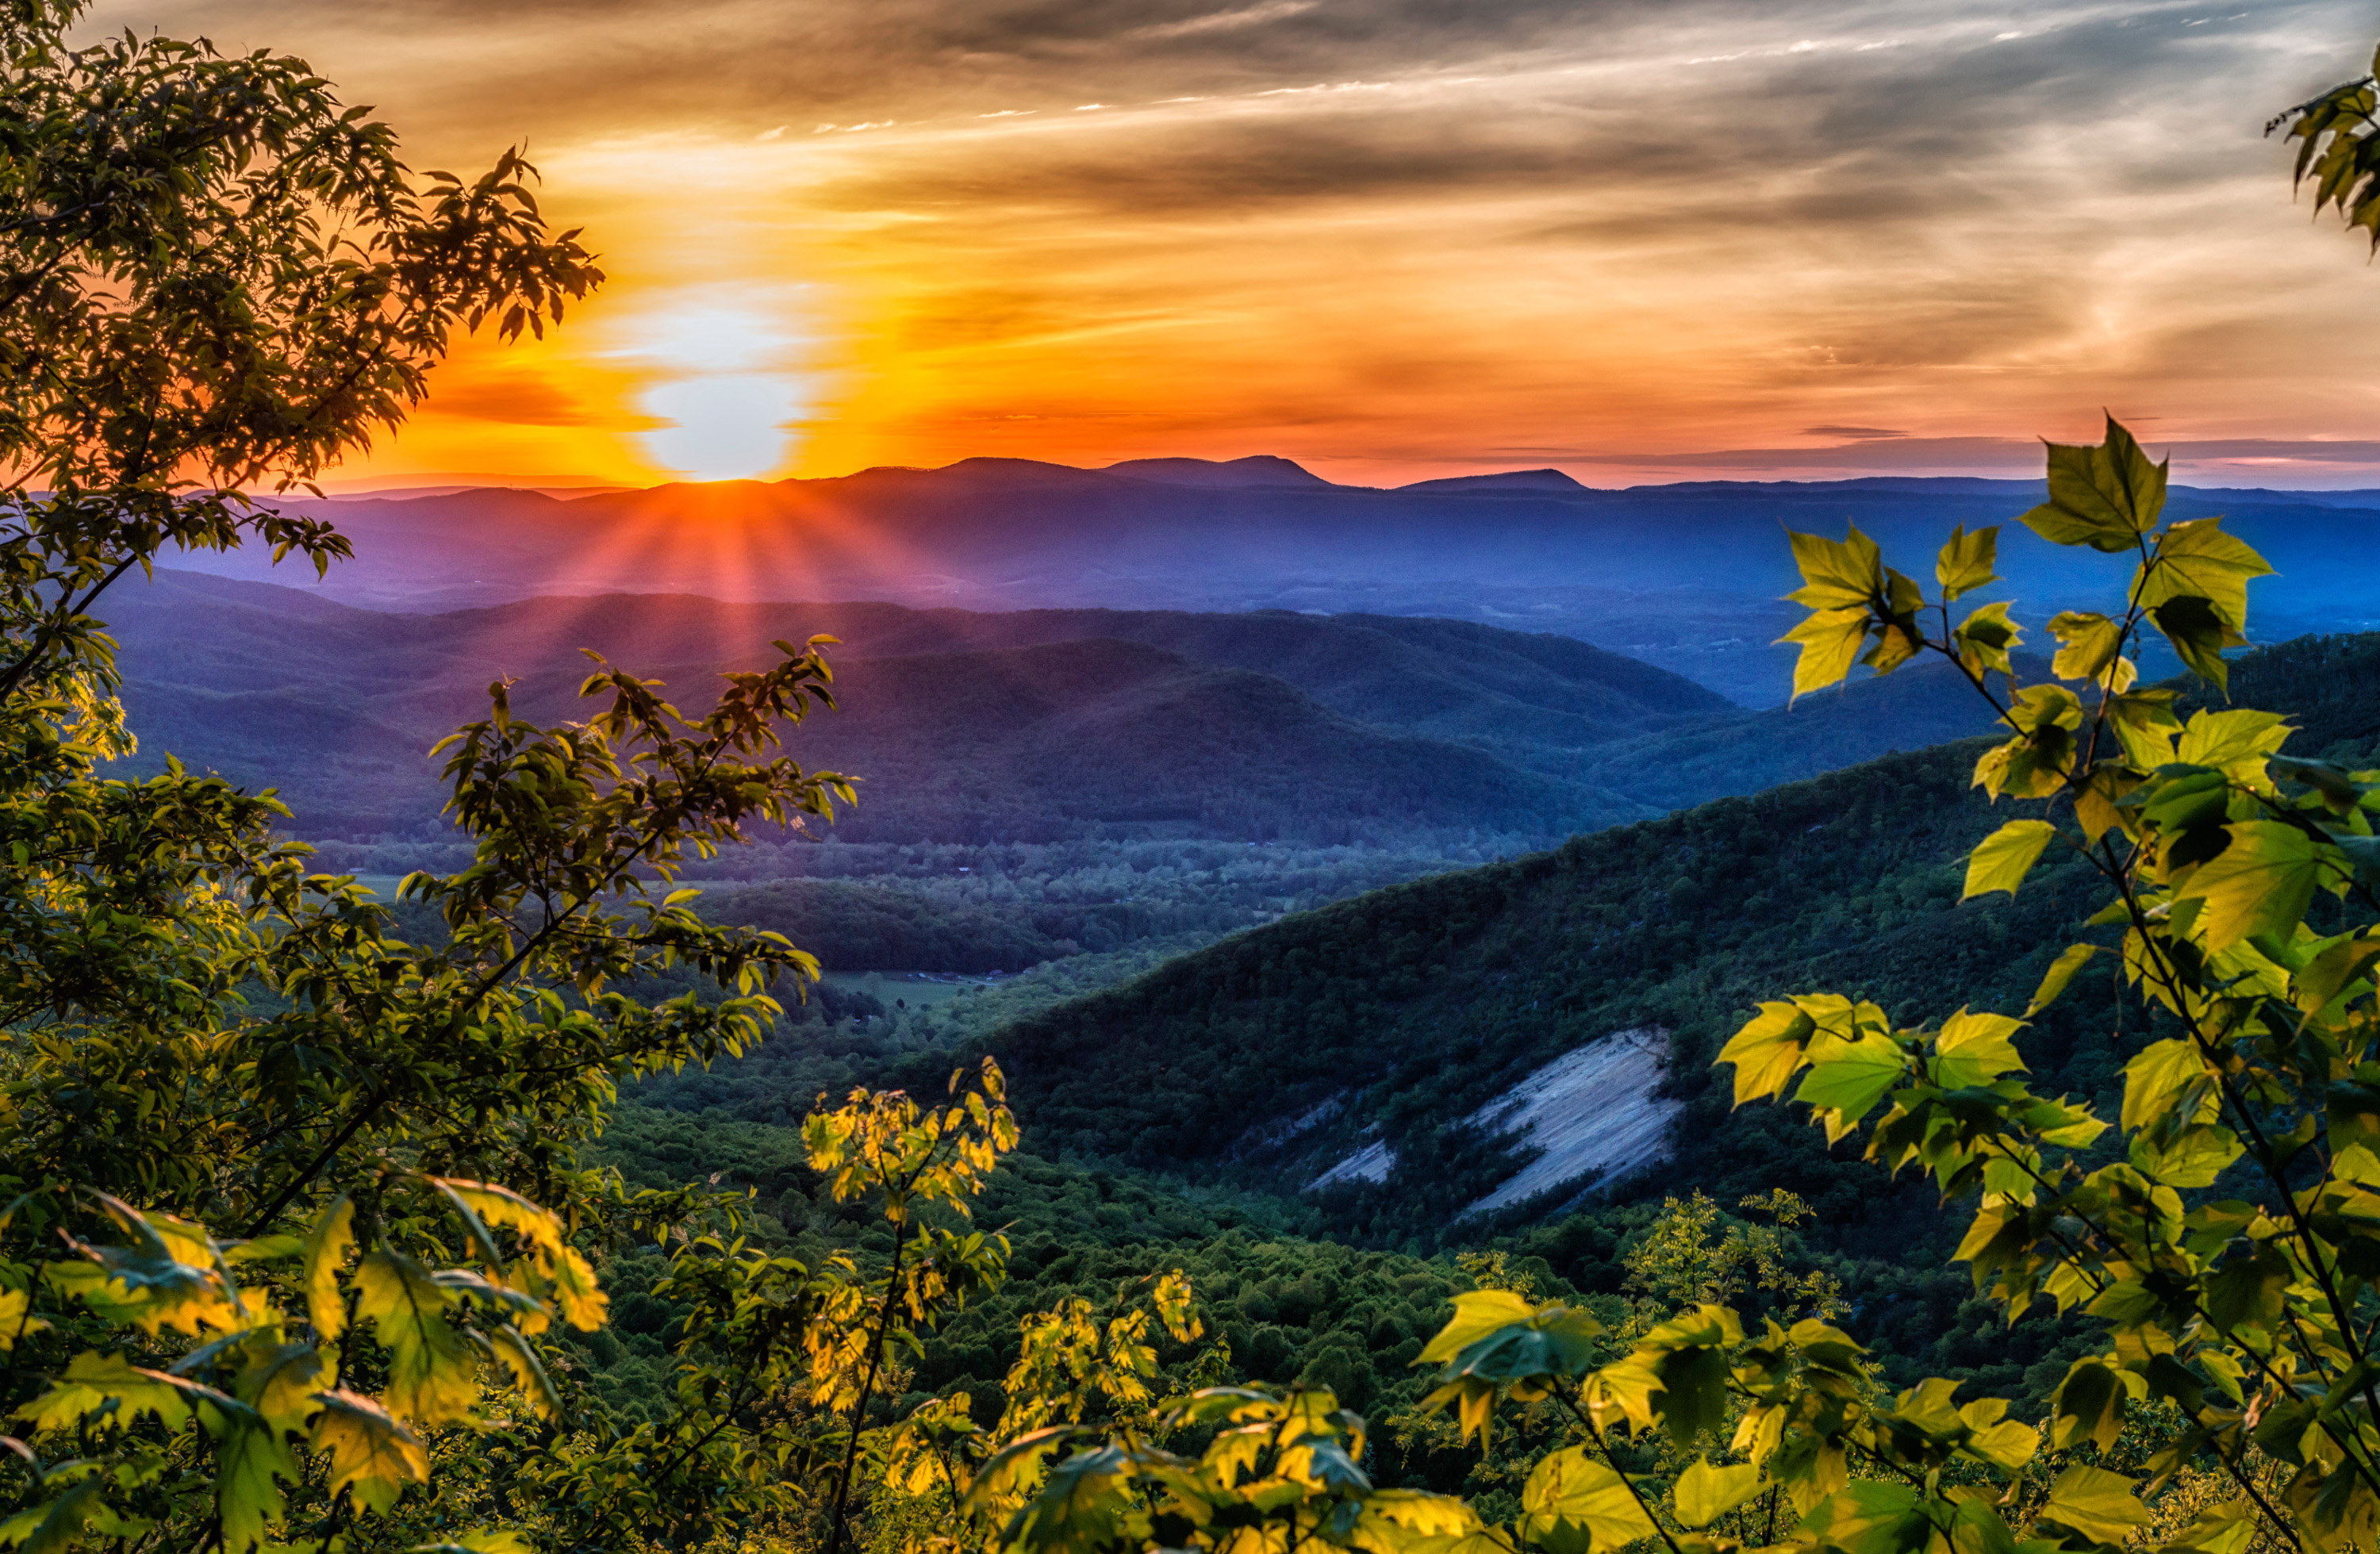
[1129,0,1318,41]
[104,0,2380,485]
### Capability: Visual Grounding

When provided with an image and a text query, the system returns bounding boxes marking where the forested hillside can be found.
[587,629,2380,1456]
[953,634,2380,1234]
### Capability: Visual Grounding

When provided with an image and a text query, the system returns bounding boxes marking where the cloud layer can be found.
[98,0,2380,485]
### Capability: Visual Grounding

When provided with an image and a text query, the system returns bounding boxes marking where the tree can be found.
[0,4,881,1548]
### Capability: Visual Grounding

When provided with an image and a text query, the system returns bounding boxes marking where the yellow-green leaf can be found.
[1780,607,1870,702]
[2026,943,2102,1016]
[1416,1291,1541,1367]
[353,1253,478,1427]
[2121,1039,2209,1133]
[1934,1008,2026,1087]
[1793,1030,1906,1142]
[0,1288,49,1353]
[1785,527,1885,611]
[2176,821,2324,952]
[0,1478,102,1554]
[301,1195,354,1341]
[2037,1464,2150,1544]
[2136,518,2272,631]
[2175,709,2291,774]
[2047,611,2130,689]
[1522,1446,1656,1548]
[1935,524,1999,601]
[1964,820,2058,900]
[1716,1001,1816,1106]
[2018,416,2166,552]
[15,1351,194,1434]
[309,1389,429,1515]
[1674,1457,1761,1528]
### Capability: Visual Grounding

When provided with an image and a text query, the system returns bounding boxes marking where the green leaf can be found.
[1521,1447,1656,1548]
[1793,1030,1906,1142]
[1964,820,2058,900]
[487,1326,562,1422]
[15,1351,195,1434]
[0,1288,49,1353]
[2018,416,2167,552]
[1649,1339,1733,1449]
[2177,822,2324,952]
[1796,1480,1932,1554]
[2161,1502,2259,1554]
[2036,1464,2150,1544]
[2202,1241,2293,1338]
[999,1445,1134,1552]
[1674,1458,1760,1529]
[410,1533,536,1554]
[2106,690,2182,769]
[213,1404,301,1554]
[1421,1297,1602,1385]
[1951,600,2020,677]
[2298,934,2380,1017]
[1935,524,1999,601]
[2026,943,2102,1015]
[2152,596,2246,690]
[1416,1291,1541,1367]
[0,1479,103,1554]
[2048,1360,2125,1452]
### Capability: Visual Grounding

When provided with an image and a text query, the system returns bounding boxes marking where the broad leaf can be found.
[353,1253,478,1427]
[301,1195,355,1341]
[2036,1464,2150,1544]
[2135,518,2271,631]
[1521,1447,1656,1548]
[2026,943,2101,1015]
[2121,1039,2209,1132]
[2047,611,2129,689]
[1935,524,1999,600]
[309,1389,430,1515]
[2177,821,2324,952]
[1964,820,2058,900]
[1674,1457,1760,1528]
[1716,1001,1816,1106]
[2018,417,2167,552]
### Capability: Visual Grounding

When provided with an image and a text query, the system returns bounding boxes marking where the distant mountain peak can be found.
[1103,455,1337,489]
[1396,469,1587,494]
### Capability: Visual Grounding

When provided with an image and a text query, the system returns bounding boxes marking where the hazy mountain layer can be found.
[161,463,2380,704]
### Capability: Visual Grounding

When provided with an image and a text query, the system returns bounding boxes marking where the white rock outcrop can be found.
[1302,1027,1677,1211]
[1461,1027,1676,1215]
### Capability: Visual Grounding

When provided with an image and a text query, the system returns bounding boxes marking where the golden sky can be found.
[94,0,2380,487]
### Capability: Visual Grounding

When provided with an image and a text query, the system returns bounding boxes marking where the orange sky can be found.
[97,1,2380,488]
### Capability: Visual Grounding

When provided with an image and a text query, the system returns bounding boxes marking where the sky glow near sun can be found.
[87,0,2380,489]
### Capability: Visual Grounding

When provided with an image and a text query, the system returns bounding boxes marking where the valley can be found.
[111,493,2380,1443]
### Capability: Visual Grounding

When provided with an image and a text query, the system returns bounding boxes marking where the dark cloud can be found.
[1805,425,1906,438]
[418,370,595,427]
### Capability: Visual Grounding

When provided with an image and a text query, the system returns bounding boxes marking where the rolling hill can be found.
[106,571,1711,845]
